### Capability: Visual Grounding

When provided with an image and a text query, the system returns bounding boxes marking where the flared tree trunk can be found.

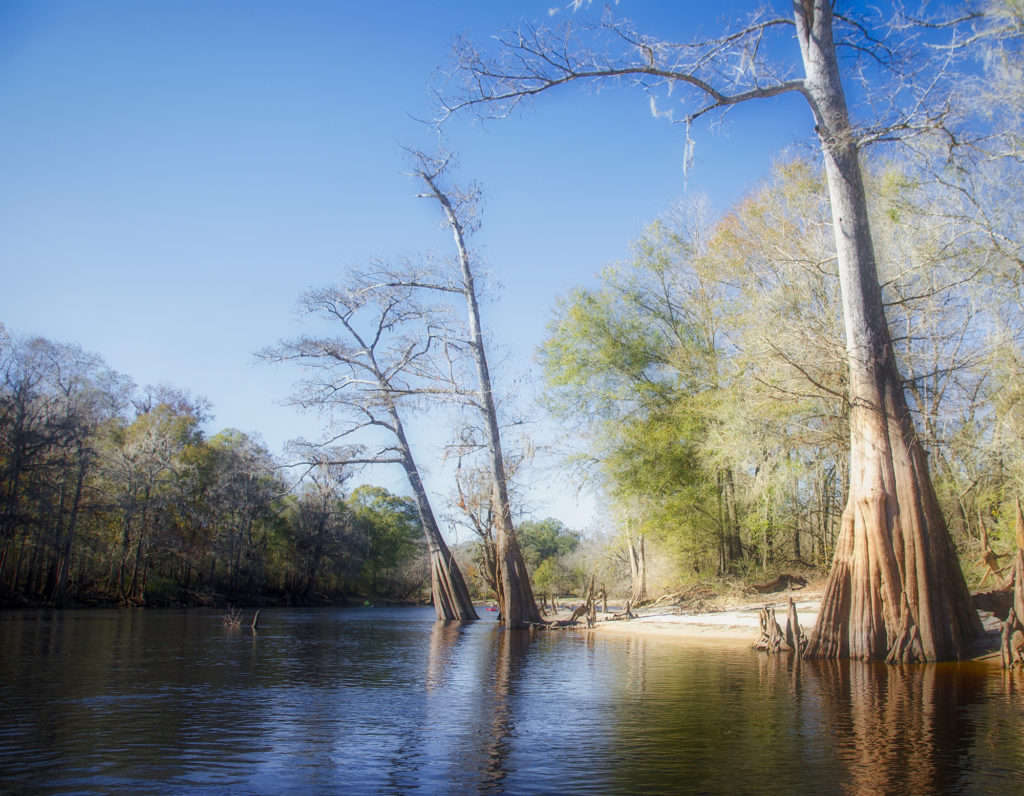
[399,440,479,622]
[393,417,477,621]
[795,0,983,661]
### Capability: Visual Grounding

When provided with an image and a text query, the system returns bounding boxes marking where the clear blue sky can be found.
[0,0,813,533]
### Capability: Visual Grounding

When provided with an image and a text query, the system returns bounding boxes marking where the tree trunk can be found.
[723,468,743,563]
[795,0,983,661]
[363,358,479,620]
[50,449,87,607]
[394,428,477,621]
[422,167,541,628]
[628,533,647,605]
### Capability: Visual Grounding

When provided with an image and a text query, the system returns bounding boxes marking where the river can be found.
[2,606,1023,794]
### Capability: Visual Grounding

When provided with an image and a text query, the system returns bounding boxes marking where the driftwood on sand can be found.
[552,575,597,629]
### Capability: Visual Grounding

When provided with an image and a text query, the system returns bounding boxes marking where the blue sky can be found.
[1,1,814,533]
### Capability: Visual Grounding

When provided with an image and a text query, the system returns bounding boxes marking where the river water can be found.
[2,606,1023,794]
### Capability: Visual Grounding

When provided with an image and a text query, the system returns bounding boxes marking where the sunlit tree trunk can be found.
[420,167,542,629]
[795,0,983,662]
[628,532,647,605]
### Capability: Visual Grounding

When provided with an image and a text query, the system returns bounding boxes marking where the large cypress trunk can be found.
[493,494,542,628]
[794,0,984,661]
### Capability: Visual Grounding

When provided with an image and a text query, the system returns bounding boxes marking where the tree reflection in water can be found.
[425,619,466,692]
[421,619,536,793]
[5,610,1024,794]
[777,653,1021,794]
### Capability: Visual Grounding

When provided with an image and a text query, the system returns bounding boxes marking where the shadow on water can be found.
[3,608,1024,794]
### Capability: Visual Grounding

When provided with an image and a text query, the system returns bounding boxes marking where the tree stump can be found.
[754,606,786,653]
[785,597,807,653]
[755,600,808,655]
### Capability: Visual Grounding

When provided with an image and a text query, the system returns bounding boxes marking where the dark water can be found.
[2,607,1023,795]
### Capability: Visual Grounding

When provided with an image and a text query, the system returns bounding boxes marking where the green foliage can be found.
[517,517,579,570]
[532,555,582,596]
[349,484,425,593]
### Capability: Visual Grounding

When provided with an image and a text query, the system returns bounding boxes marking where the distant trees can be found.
[0,328,428,607]
[0,332,132,605]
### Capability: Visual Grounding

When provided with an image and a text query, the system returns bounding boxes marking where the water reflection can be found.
[480,628,516,791]
[802,658,989,794]
[3,609,1024,794]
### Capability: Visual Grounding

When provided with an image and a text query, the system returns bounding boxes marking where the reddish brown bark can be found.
[796,0,983,661]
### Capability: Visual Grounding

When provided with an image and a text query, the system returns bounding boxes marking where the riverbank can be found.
[563,588,1007,661]
[587,594,821,644]
[561,590,822,645]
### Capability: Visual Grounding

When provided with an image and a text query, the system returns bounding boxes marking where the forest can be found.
[0,325,585,609]
[0,337,436,608]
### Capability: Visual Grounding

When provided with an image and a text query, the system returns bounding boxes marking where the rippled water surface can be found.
[3,606,1023,794]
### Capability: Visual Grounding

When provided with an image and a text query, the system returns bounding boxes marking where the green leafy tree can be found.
[517,518,579,571]
[349,484,426,597]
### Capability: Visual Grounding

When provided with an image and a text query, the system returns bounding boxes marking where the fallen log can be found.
[752,574,808,594]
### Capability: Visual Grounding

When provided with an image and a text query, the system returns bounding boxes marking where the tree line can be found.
[0,327,430,608]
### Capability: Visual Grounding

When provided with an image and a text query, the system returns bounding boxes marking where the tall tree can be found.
[102,393,204,603]
[542,200,739,576]
[791,1,982,661]
[440,1,986,659]
[413,153,542,628]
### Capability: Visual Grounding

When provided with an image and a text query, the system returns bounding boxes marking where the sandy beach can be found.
[580,592,821,644]
[564,590,1006,656]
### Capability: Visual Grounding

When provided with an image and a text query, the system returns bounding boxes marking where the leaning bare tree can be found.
[408,152,543,629]
[262,280,478,620]
[437,1,987,659]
